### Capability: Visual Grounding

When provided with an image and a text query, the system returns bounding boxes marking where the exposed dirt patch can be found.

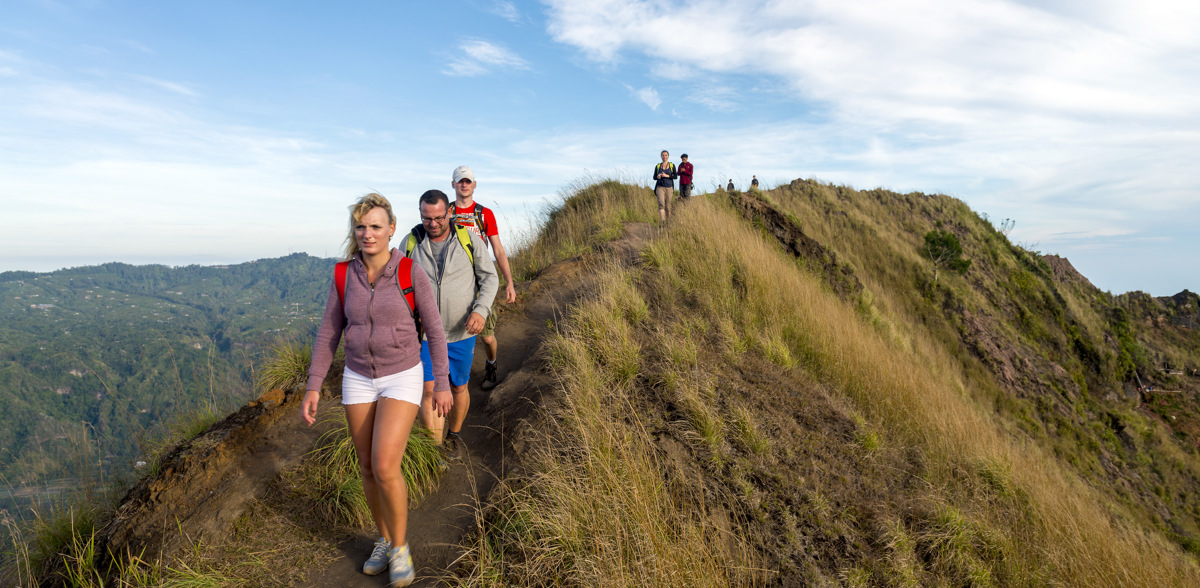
[1043,254,1095,289]
[97,386,326,568]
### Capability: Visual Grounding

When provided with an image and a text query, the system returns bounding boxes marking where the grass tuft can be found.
[732,405,770,456]
[287,407,445,529]
[256,337,312,393]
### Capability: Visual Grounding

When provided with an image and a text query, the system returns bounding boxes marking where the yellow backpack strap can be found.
[404,232,417,257]
[454,225,475,265]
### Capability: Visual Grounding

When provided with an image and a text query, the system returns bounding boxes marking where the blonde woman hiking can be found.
[302,193,451,586]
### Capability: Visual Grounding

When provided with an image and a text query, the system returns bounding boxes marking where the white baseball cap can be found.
[453,165,475,183]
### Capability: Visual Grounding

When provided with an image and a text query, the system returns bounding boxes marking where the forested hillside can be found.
[0,253,334,513]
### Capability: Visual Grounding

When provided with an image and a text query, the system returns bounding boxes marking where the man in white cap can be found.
[450,165,517,391]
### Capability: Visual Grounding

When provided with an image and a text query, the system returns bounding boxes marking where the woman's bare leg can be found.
[345,402,390,540]
[371,397,419,547]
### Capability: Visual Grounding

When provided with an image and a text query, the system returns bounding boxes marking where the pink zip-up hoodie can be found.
[307,248,450,393]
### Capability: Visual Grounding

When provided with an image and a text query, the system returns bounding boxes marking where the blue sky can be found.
[1,0,1197,295]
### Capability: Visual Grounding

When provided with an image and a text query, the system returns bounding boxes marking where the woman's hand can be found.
[432,388,453,418]
[302,390,321,425]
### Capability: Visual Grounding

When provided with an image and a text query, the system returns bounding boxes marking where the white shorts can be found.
[341,364,423,407]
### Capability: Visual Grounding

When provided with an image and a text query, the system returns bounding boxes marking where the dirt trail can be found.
[306,222,656,587]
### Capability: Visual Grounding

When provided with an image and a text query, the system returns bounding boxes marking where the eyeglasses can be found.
[420,213,448,224]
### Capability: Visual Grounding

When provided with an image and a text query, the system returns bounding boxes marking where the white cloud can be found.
[121,39,155,54]
[543,0,1200,122]
[490,0,520,22]
[540,0,1200,293]
[687,85,738,112]
[443,39,530,76]
[635,86,660,110]
[130,75,197,97]
[649,61,693,81]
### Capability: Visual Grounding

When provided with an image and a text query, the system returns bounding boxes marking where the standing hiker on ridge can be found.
[448,165,516,391]
[653,149,677,223]
[303,192,450,586]
[727,179,735,191]
[677,153,694,200]
[405,189,498,460]
[751,175,759,190]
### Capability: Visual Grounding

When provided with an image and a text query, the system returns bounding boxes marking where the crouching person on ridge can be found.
[405,189,498,460]
[302,192,451,586]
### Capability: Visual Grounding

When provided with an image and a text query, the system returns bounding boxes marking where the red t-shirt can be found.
[453,204,498,245]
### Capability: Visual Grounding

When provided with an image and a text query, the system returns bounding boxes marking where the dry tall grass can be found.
[510,178,658,281]
[657,196,1199,586]
[464,179,1198,586]
[463,268,758,586]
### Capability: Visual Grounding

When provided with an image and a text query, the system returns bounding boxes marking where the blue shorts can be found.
[421,337,476,387]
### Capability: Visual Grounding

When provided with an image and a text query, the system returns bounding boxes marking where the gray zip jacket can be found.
[405,225,498,343]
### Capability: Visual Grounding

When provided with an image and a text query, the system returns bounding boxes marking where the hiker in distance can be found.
[405,189,498,459]
[448,165,516,391]
[302,193,450,587]
[751,175,759,189]
[653,149,678,223]
[727,179,735,191]
[677,153,694,200]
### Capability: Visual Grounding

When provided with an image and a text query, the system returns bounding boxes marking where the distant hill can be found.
[0,253,336,513]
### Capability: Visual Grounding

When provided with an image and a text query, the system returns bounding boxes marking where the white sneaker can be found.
[388,543,415,587]
[362,536,391,575]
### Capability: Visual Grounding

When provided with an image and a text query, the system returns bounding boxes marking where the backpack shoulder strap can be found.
[404,225,425,258]
[334,261,350,308]
[396,257,416,316]
[395,257,422,340]
[473,203,488,237]
[454,224,475,265]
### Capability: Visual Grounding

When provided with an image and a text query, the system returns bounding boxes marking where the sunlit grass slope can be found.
[463,180,1199,586]
[759,180,1200,555]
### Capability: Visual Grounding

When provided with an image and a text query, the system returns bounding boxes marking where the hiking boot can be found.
[389,543,415,587]
[442,431,464,463]
[362,536,391,576]
[481,362,500,391]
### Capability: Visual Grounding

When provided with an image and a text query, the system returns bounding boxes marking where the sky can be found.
[0,0,1197,295]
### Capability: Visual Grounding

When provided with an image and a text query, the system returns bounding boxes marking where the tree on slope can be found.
[924,223,971,282]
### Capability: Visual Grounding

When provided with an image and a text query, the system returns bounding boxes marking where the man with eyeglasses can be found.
[449,165,515,391]
[405,189,498,458]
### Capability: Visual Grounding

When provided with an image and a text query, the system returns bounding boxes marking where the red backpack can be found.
[334,258,421,337]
